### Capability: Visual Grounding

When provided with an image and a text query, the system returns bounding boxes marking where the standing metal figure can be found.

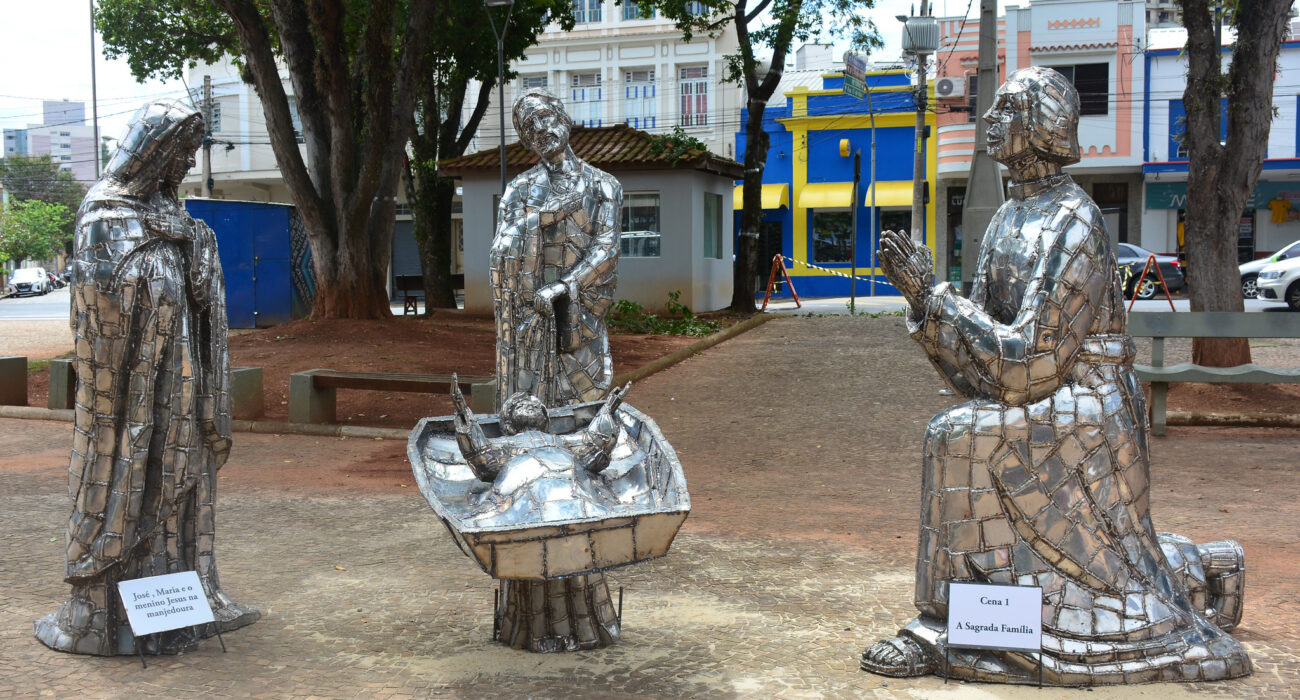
[35,99,258,655]
[489,88,622,409]
[862,68,1250,685]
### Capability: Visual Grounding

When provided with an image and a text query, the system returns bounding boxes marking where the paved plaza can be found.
[2,316,1298,698]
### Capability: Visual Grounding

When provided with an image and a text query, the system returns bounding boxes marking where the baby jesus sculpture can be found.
[451,380,629,528]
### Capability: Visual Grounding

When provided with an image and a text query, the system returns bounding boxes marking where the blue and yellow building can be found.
[735,69,937,298]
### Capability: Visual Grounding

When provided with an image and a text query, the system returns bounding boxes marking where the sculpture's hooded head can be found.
[103,99,205,197]
[983,66,1081,168]
[512,88,572,161]
[500,392,551,435]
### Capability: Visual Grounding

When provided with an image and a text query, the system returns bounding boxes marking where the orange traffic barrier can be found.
[761,254,801,310]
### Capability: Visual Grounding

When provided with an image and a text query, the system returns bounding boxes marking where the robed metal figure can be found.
[35,99,258,655]
[861,68,1250,685]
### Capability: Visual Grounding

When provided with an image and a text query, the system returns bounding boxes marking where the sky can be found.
[0,0,964,144]
[0,0,187,146]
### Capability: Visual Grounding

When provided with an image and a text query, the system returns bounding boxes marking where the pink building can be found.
[931,0,1147,279]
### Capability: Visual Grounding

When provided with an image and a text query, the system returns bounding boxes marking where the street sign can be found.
[844,75,865,99]
[843,52,867,81]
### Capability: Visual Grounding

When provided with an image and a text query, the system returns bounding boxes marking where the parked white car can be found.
[8,267,49,297]
[1240,240,1300,298]
[1255,256,1300,310]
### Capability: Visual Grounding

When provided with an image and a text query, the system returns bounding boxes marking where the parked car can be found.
[1255,256,1300,310]
[9,267,50,296]
[1115,243,1186,299]
[1239,240,1300,298]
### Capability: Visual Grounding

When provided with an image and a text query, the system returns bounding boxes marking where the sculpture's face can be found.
[519,106,570,160]
[983,80,1036,166]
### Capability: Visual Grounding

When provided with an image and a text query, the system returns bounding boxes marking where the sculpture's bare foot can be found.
[860,636,934,677]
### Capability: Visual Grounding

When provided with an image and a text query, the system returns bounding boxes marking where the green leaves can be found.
[96,0,238,82]
[0,200,74,264]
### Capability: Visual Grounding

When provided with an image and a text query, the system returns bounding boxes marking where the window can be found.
[621,192,661,257]
[60,155,71,161]
[59,131,71,137]
[623,4,653,19]
[521,75,548,90]
[208,102,222,133]
[679,66,708,127]
[1048,63,1109,116]
[684,1,708,15]
[623,70,657,129]
[811,210,852,263]
[571,72,603,127]
[573,0,602,23]
[704,192,723,258]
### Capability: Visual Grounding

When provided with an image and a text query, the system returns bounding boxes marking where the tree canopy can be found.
[0,155,86,246]
[98,0,435,318]
[0,199,73,265]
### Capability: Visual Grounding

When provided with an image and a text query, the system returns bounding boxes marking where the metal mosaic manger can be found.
[407,399,689,581]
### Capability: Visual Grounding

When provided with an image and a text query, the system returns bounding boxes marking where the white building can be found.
[178,55,306,202]
[4,100,98,185]
[466,2,741,161]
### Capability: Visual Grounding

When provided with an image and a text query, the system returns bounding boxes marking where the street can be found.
[0,287,70,322]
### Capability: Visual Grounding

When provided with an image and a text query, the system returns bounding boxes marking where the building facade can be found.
[734,68,938,298]
[466,2,741,161]
[444,124,741,313]
[4,99,98,185]
[932,0,1147,281]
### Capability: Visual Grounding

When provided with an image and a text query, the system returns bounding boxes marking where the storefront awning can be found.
[796,182,854,209]
[732,183,790,210]
[863,181,915,207]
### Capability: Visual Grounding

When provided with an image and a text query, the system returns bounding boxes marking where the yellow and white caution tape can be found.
[781,255,880,283]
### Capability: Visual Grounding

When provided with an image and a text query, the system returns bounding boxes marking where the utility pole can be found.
[89,0,101,178]
[900,5,938,246]
[201,75,213,198]
[910,0,930,245]
[960,0,1005,293]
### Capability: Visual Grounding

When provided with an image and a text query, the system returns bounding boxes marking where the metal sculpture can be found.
[489,88,622,409]
[862,67,1250,685]
[35,99,259,656]
[408,381,689,652]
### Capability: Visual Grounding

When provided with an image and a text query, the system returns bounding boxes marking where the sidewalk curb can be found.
[1,313,776,439]
[612,313,776,387]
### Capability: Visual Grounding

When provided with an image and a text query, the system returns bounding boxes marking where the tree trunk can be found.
[1178,0,1290,366]
[731,100,770,313]
[414,177,459,311]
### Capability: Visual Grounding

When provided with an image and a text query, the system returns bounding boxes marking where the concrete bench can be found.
[0,356,26,406]
[45,360,263,419]
[1128,312,1300,435]
[288,369,495,424]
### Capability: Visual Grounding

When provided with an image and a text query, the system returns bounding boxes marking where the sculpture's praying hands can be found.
[879,229,934,310]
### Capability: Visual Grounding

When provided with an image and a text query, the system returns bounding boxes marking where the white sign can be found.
[117,571,215,637]
[843,52,868,82]
[947,582,1042,652]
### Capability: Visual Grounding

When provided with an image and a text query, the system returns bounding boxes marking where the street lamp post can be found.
[483,0,515,196]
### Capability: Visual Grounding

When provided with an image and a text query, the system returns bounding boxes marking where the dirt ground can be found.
[3,315,1297,697]
[15,313,704,429]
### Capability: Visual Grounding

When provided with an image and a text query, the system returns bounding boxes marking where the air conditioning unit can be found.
[935,76,966,99]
